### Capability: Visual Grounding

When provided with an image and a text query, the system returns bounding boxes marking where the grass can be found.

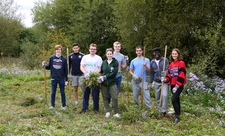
[0,57,224,135]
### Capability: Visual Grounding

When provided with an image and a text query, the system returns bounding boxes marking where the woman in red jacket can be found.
[161,48,186,123]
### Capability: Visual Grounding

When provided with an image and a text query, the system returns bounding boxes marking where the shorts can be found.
[72,75,82,86]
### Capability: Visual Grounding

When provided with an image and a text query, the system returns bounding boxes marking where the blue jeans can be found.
[51,79,66,107]
[108,72,122,103]
[82,85,100,111]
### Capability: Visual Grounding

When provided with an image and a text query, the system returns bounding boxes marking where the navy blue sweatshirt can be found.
[68,52,84,76]
[45,55,68,81]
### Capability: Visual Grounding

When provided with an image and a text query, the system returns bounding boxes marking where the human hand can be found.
[172,85,179,93]
[65,81,68,86]
[161,71,166,77]
[142,61,146,66]
[84,73,89,79]
[42,61,46,67]
[132,74,142,84]
[161,77,166,82]
[149,83,153,90]
[97,76,107,83]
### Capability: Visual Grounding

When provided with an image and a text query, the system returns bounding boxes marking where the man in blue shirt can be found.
[129,46,152,108]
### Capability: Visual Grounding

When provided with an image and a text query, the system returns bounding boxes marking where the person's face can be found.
[72,46,80,53]
[136,48,143,57]
[55,48,62,54]
[114,44,121,52]
[154,51,161,59]
[89,46,97,55]
[106,51,113,60]
[172,50,179,61]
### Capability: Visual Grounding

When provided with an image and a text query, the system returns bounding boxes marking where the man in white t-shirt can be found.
[80,44,103,114]
[129,46,152,108]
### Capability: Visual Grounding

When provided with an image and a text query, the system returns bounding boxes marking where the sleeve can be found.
[146,58,150,67]
[64,58,68,81]
[97,56,103,67]
[165,58,169,74]
[80,55,86,65]
[149,60,154,83]
[165,64,171,83]
[129,60,134,70]
[121,55,126,64]
[45,57,51,70]
[105,60,118,79]
[176,61,186,87]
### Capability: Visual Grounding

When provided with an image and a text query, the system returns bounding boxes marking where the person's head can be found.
[105,48,113,60]
[54,45,62,55]
[153,47,161,59]
[72,43,80,53]
[113,41,121,53]
[89,43,97,55]
[169,48,183,61]
[135,46,143,57]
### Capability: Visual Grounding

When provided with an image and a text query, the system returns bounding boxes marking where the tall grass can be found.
[0,58,224,135]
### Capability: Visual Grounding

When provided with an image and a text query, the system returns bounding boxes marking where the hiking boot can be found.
[62,106,67,110]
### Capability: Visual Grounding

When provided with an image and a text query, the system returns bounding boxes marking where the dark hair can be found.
[135,46,143,50]
[153,47,161,52]
[72,43,79,47]
[169,48,183,61]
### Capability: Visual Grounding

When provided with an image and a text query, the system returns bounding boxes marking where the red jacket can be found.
[165,60,186,87]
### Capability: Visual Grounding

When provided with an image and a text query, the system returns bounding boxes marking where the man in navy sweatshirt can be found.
[42,45,68,109]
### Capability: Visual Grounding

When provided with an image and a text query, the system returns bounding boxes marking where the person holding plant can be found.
[79,43,103,114]
[98,48,120,118]
[150,47,169,117]
[68,43,84,105]
[42,45,68,109]
[129,46,152,108]
[161,48,186,123]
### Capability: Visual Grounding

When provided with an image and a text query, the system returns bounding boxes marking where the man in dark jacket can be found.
[42,45,68,109]
[150,47,169,117]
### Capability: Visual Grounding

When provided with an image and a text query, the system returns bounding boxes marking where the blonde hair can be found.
[54,45,62,50]
[89,43,97,49]
[113,41,121,46]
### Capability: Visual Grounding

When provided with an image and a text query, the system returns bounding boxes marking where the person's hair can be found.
[135,46,143,51]
[89,43,97,49]
[169,48,183,61]
[54,45,62,50]
[113,41,121,46]
[105,48,113,54]
[72,43,79,47]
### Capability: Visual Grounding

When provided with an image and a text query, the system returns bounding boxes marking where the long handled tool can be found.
[160,45,167,107]
[42,43,47,105]
[67,48,72,103]
[141,46,146,105]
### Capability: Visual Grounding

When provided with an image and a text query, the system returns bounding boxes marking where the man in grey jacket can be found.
[150,47,169,117]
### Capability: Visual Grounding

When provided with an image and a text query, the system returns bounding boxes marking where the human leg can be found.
[59,80,66,107]
[82,87,90,110]
[101,85,110,112]
[142,82,152,108]
[110,84,118,114]
[131,79,140,104]
[51,80,57,107]
[116,73,122,94]
[154,82,161,110]
[161,83,169,113]
[92,85,100,111]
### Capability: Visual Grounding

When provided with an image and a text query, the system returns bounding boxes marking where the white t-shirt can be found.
[80,54,103,73]
[155,59,160,67]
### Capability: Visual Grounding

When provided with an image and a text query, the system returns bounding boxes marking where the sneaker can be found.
[113,113,121,118]
[62,106,67,110]
[175,117,180,124]
[80,109,86,114]
[75,101,78,105]
[163,112,167,117]
[105,112,110,118]
[49,106,54,109]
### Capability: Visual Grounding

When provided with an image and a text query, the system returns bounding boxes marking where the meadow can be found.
[0,57,224,136]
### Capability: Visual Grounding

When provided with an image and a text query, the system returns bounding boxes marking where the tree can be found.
[0,0,22,56]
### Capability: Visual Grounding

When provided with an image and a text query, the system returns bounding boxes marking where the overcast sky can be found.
[14,0,48,28]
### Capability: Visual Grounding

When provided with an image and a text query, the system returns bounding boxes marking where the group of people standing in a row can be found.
[42,41,186,124]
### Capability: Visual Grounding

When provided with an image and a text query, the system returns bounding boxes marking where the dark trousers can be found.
[82,85,100,111]
[171,85,183,117]
[51,79,66,107]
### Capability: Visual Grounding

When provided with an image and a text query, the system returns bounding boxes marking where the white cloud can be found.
[14,0,48,28]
